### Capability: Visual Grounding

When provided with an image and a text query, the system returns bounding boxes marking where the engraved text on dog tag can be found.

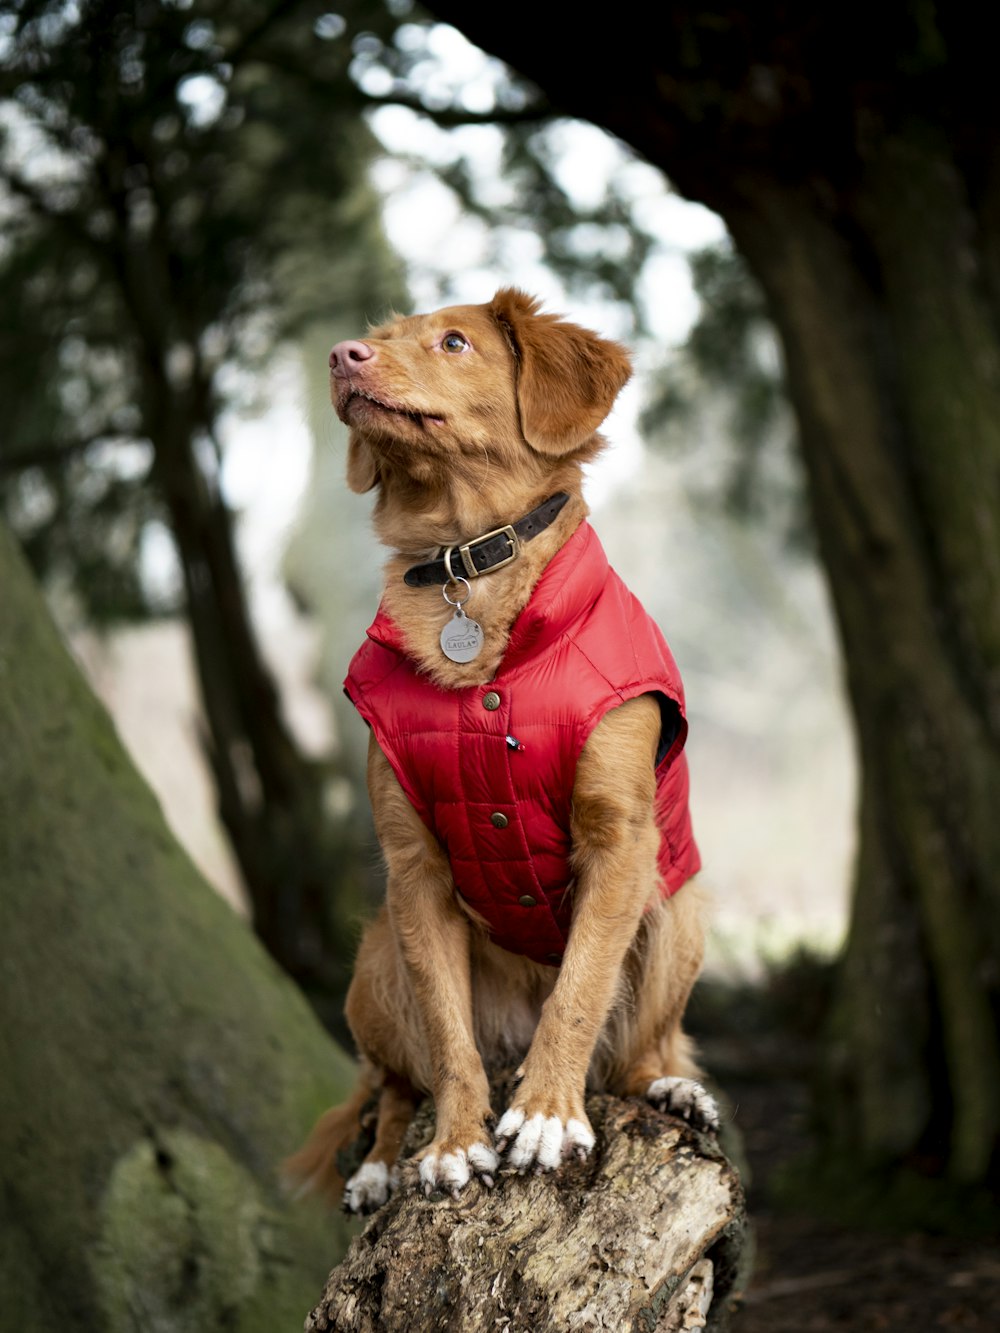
[440,608,484,663]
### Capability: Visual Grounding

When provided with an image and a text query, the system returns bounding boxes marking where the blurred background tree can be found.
[0,0,413,1037]
[641,244,803,550]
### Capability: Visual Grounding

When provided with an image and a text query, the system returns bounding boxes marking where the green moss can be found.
[0,518,356,1328]
[95,1132,262,1332]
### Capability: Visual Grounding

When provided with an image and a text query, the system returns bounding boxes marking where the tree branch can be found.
[353,85,552,129]
[0,163,104,256]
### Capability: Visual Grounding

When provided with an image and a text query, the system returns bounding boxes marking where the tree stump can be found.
[307,1085,747,1332]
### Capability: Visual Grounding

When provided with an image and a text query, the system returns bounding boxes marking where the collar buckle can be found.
[403,493,569,588]
[452,524,521,580]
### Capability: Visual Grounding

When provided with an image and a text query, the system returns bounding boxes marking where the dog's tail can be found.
[283,1062,379,1205]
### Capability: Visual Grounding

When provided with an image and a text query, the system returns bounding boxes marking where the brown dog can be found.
[287,289,717,1213]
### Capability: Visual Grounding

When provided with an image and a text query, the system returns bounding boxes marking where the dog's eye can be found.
[441,333,469,353]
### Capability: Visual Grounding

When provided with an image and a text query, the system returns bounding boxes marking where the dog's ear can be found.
[488,288,632,456]
[346,433,380,493]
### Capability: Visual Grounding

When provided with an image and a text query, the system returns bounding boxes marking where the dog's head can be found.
[330,289,632,500]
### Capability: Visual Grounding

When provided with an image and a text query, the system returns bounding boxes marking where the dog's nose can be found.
[329,339,375,376]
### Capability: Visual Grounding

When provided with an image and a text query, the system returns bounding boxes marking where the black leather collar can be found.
[403,493,570,588]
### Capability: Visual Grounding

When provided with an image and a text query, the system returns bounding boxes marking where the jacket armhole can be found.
[653,692,684,768]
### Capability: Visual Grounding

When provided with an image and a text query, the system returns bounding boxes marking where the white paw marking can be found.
[467,1141,499,1184]
[419,1142,499,1197]
[496,1109,596,1171]
[565,1117,596,1156]
[507,1112,547,1171]
[419,1149,468,1195]
[494,1106,525,1147]
[647,1076,720,1132]
[344,1160,391,1214]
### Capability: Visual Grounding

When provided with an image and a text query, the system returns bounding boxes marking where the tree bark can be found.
[722,133,1000,1182]
[309,1088,746,1332]
[0,519,357,1332]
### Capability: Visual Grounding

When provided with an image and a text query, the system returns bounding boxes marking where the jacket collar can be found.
[501,522,607,671]
[364,522,609,674]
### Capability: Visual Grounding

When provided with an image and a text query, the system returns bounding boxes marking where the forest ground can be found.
[693,964,1000,1331]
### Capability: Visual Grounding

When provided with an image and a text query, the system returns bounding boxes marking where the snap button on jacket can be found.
[344,522,700,966]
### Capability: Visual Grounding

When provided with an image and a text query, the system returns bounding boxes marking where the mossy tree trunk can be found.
[0,521,356,1332]
[725,142,1000,1183]
[423,2,1000,1188]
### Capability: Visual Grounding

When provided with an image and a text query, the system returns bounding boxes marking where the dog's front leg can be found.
[496,696,665,1171]
[368,738,499,1197]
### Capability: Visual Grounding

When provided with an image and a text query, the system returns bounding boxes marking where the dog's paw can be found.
[494,1107,596,1172]
[646,1076,720,1132]
[343,1160,398,1215]
[417,1140,499,1199]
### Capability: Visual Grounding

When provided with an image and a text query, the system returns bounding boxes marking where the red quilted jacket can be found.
[344,521,700,965]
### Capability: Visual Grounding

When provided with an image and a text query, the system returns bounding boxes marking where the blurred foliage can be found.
[0,0,405,624]
[470,120,659,321]
[330,18,672,335]
[642,242,807,551]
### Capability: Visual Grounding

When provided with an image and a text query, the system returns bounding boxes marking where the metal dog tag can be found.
[440,608,484,663]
